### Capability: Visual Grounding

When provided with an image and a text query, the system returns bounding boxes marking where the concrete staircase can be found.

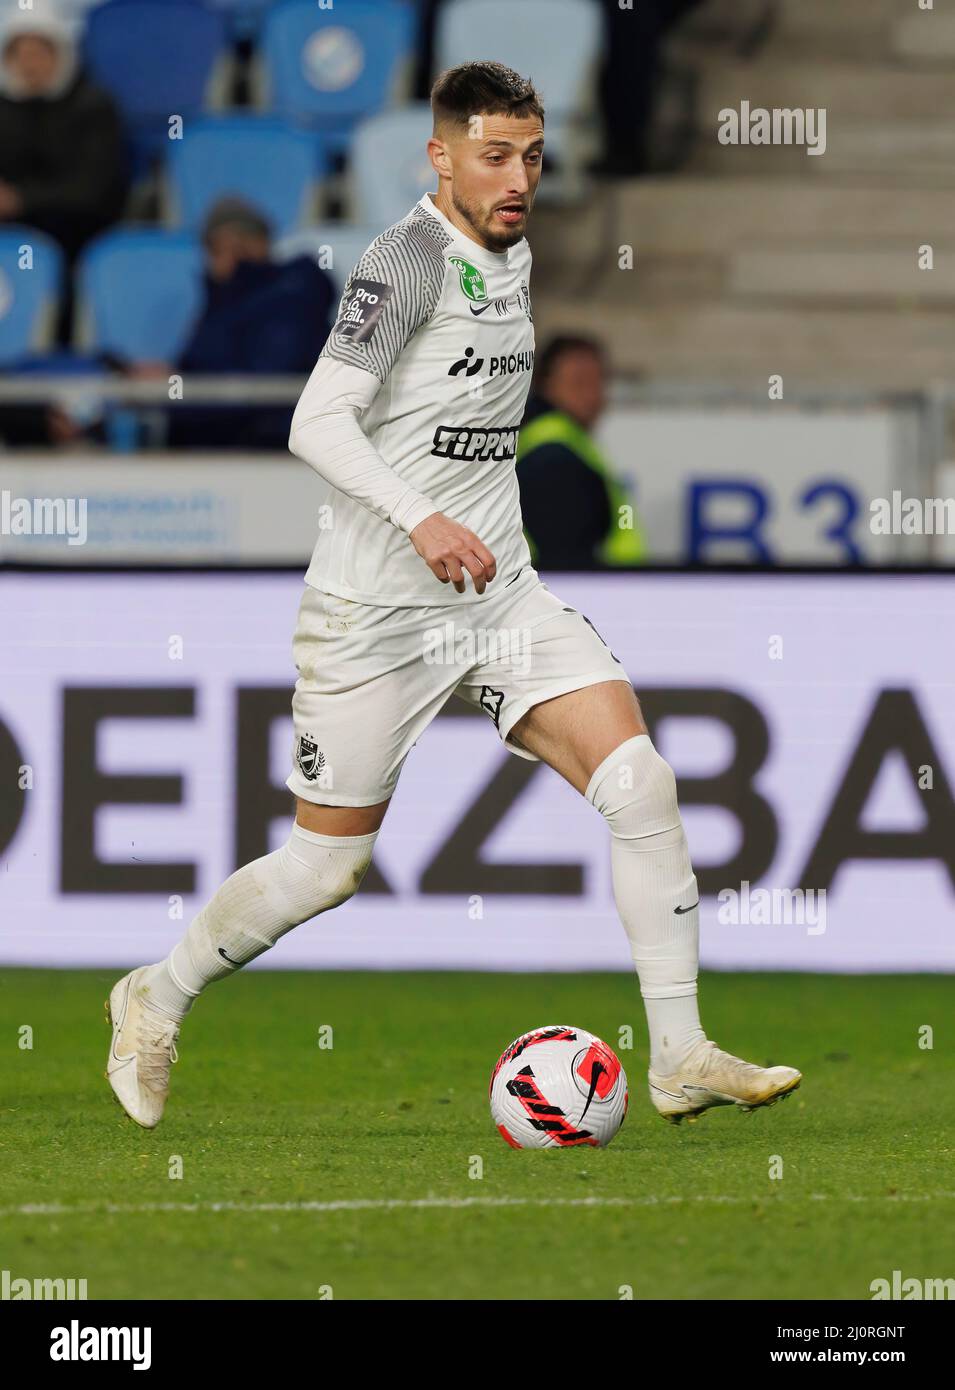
[532,0,955,389]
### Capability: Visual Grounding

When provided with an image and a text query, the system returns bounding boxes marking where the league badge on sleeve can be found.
[335,280,394,342]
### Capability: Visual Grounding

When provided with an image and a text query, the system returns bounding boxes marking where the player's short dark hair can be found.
[431,61,545,132]
[536,335,605,384]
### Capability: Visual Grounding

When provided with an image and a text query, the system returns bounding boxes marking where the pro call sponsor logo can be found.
[431,426,519,462]
[448,348,535,378]
[334,279,394,343]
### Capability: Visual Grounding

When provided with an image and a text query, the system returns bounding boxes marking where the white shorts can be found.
[286,566,629,806]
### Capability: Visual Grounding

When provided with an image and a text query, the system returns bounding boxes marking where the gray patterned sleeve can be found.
[320,211,451,382]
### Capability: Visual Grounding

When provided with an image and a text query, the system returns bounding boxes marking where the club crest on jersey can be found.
[297,734,325,782]
[449,257,488,302]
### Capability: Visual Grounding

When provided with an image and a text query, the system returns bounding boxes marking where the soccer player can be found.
[106,62,800,1130]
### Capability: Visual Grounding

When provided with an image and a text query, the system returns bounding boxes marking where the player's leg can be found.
[106,585,444,1128]
[106,798,390,1129]
[295,798,391,836]
[458,575,799,1121]
[156,794,390,1013]
[508,679,707,1078]
[134,796,390,1016]
[507,677,647,792]
[509,680,801,1122]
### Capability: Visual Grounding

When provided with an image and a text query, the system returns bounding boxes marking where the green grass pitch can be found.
[2,968,952,1300]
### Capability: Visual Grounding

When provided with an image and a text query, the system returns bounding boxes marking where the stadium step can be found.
[544,246,955,313]
[893,13,955,61]
[534,180,955,258]
[800,121,955,185]
[667,0,778,54]
[685,126,955,187]
[757,0,946,63]
[531,296,955,389]
[697,58,955,121]
[727,246,955,307]
[759,19,955,65]
[773,0,923,36]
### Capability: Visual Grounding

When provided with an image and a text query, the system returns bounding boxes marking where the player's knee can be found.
[315,844,374,912]
[587,735,682,840]
[265,829,378,928]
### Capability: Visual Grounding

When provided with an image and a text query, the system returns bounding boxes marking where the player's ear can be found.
[427,135,452,180]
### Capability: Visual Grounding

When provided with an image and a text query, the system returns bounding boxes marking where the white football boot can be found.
[649,1038,801,1124]
[105,967,180,1129]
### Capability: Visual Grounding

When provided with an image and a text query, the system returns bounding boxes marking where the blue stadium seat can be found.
[166,117,324,236]
[93,1,277,42]
[261,0,415,156]
[349,105,435,232]
[76,229,204,363]
[275,223,379,299]
[0,228,63,366]
[203,0,275,40]
[6,350,108,375]
[84,1,228,163]
[434,0,602,173]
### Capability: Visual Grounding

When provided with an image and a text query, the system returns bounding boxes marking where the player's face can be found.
[438,114,544,252]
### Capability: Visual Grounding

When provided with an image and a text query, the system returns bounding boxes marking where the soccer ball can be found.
[489,1024,628,1148]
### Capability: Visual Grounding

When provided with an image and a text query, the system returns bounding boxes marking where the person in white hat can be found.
[0,0,126,264]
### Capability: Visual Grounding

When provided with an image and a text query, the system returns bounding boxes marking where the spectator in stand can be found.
[594,0,706,176]
[416,0,707,177]
[0,3,127,261]
[0,199,335,451]
[517,336,646,570]
[157,199,336,450]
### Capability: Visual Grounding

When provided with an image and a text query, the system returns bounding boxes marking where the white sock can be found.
[587,734,706,1075]
[137,823,379,1020]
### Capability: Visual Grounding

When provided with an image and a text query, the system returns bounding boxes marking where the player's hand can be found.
[409,512,497,594]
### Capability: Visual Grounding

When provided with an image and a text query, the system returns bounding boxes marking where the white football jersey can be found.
[302,192,535,606]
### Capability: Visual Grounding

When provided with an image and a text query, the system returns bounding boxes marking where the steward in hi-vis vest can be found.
[516,337,646,570]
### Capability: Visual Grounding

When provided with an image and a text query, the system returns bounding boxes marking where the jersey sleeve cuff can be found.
[392,492,440,535]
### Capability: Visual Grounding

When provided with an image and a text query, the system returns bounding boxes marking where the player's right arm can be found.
[288,236,497,595]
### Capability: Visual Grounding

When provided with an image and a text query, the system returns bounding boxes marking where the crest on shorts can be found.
[479,686,505,728]
[297,734,326,782]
